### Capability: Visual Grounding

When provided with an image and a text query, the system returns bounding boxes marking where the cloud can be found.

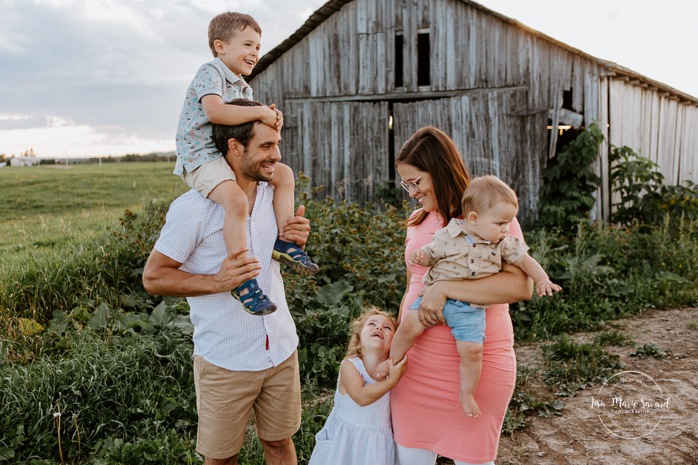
[0,0,206,154]
[0,115,43,130]
[0,0,327,157]
[0,124,173,158]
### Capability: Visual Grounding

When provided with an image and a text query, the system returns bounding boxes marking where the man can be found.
[142,99,308,465]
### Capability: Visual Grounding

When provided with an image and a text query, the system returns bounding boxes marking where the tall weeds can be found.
[0,201,168,322]
[0,325,197,463]
[511,216,698,341]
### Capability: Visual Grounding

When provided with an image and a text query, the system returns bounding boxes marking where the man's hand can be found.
[280,205,310,248]
[143,247,260,298]
[213,247,261,293]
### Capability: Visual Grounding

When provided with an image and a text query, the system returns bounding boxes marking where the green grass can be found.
[0,162,188,255]
[593,330,634,347]
[630,343,670,359]
[542,336,624,395]
[0,322,199,464]
[0,162,187,323]
[0,162,184,220]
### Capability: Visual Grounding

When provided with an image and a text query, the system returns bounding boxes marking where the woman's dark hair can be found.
[395,126,471,226]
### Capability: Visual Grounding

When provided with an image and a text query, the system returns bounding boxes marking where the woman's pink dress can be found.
[391,210,518,463]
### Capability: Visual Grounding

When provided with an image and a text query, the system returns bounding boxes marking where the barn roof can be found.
[251,0,698,104]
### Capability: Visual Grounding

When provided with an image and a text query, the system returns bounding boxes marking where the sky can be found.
[1,0,696,159]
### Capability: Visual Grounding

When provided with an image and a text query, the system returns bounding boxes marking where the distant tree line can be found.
[0,151,175,166]
[89,152,175,163]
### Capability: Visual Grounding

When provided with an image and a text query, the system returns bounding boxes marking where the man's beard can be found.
[241,158,274,183]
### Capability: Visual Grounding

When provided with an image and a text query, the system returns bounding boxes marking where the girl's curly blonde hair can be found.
[345,306,398,359]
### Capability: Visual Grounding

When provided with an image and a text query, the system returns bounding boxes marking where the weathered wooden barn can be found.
[249,0,698,221]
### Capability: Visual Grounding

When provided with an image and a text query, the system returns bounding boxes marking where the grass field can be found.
[0,162,188,254]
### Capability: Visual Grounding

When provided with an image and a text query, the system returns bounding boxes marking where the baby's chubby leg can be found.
[391,309,428,363]
[442,301,485,417]
[374,303,427,379]
[456,340,483,418]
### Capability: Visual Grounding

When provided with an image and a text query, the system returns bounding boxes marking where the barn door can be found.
[285,100,390,203]
[393,92,519,177]
[392,89,544,219]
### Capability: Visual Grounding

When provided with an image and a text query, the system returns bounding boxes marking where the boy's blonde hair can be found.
[461,175,518,214]
[345,307,398,359]
[208,12,262,57]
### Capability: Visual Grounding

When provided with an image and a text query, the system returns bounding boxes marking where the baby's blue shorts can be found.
[410,297,486,343]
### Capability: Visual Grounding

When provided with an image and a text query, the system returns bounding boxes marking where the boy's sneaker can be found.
[272,239,320,275]
[231,279,277,316]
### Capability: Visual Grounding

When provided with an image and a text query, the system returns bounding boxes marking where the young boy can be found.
[174,12,318,315]
[389,175,561,417]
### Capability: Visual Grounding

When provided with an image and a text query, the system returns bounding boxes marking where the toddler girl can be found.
[309,307,407,465]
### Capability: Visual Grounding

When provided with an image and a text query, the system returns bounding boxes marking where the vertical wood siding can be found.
[287,100,389,201]
[250,0,698,222]
[608,79,698,184]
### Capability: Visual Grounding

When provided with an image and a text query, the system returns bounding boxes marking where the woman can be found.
[390,127,532,465]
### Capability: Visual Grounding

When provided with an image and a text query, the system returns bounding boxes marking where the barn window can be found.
[395,32,404,87]
[417,29,430,86]
[563,88,574,111]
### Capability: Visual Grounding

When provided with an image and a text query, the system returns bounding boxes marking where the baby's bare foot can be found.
[459,392,481,418]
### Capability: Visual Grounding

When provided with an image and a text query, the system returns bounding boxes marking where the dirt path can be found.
[494,307,698,465]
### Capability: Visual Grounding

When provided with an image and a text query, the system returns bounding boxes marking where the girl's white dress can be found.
[308,357,398,465]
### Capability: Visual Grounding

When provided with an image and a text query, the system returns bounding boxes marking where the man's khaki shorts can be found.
[183,156,236,198]
[193,352,301,459]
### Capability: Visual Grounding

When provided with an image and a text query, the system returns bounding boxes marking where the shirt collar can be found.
[213,57,251,91]
[445,218,491,244]
[446,218,466,238]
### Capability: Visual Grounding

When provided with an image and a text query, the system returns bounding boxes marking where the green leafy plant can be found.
[0,200,169,323]
[538,123,603,231]
[610,145,698,226]
[512,216,698,342]
[0,320,197,464]
[630,343,669,359]
[659,181,698,221]
[541,336,623,395]
[593,330,634,347]
[610,145,665,226]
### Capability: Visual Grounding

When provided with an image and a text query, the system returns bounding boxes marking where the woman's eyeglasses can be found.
[400,174,424,193]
